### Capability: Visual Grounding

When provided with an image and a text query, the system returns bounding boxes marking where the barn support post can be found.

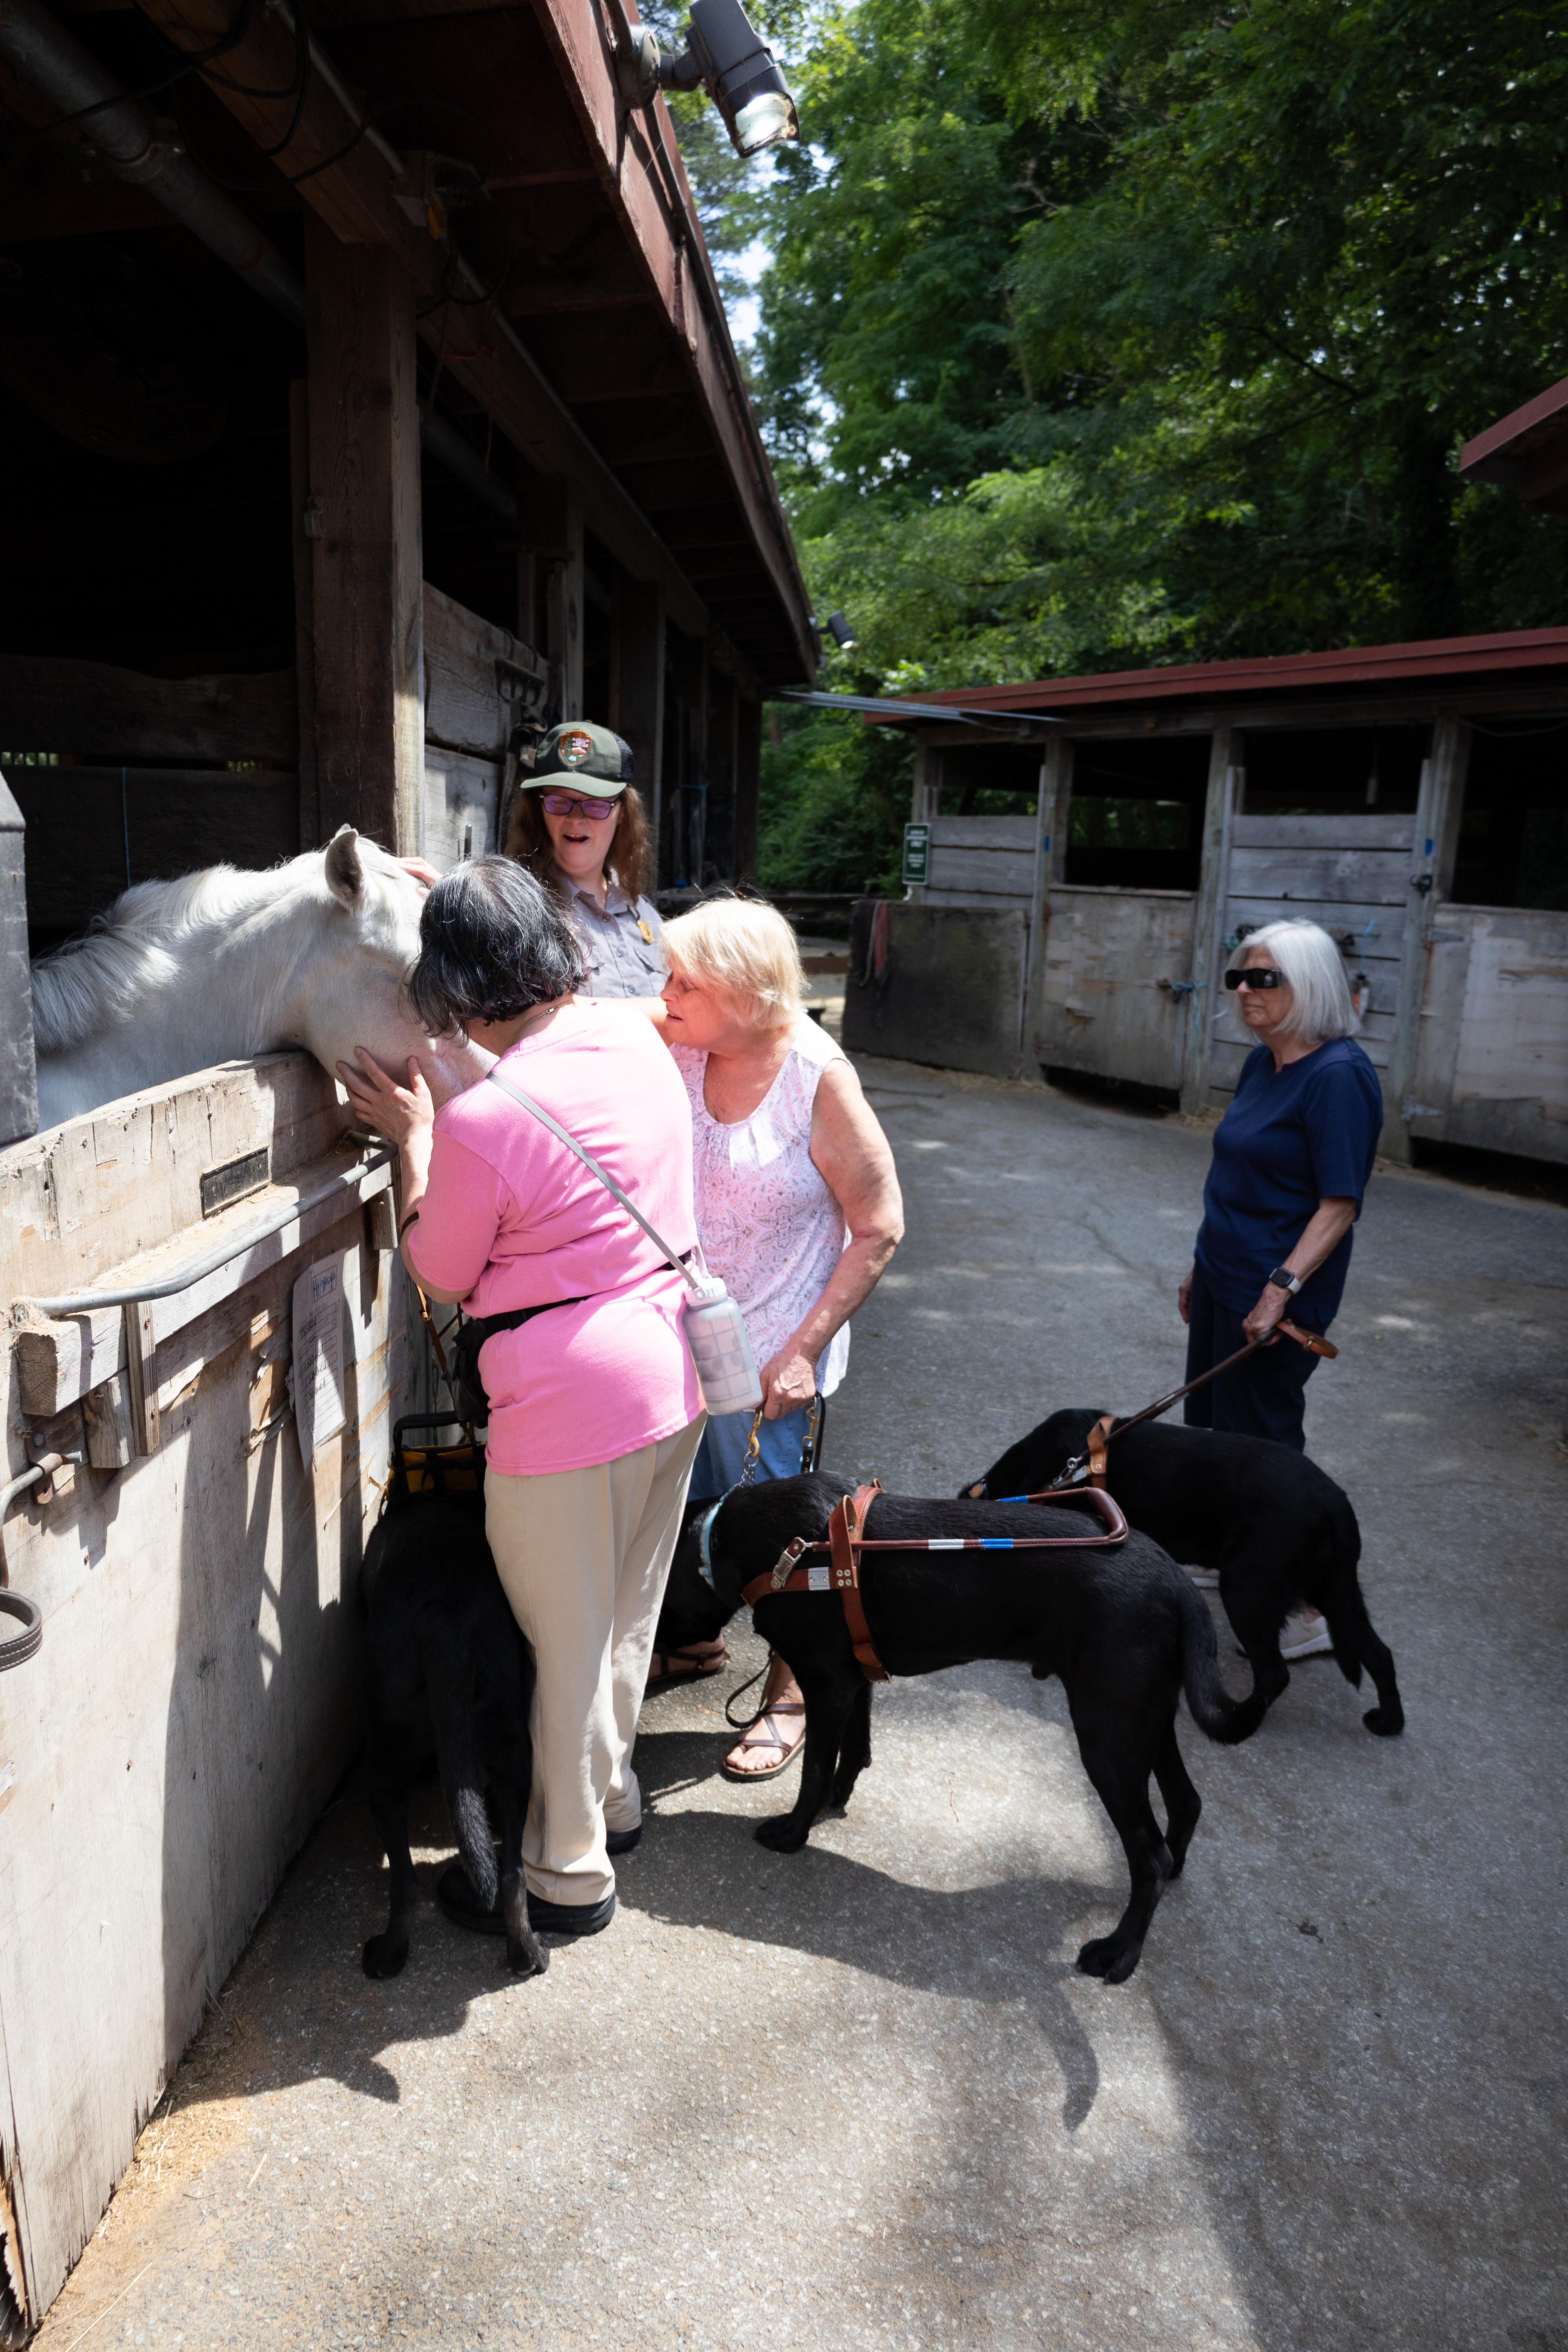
[734,695,762,885]
[288,382,321,853]
[0,774,38,1148]
[532,483,585,724]
[1023,735,1073,1072]
[303,214,424,857]
[1384,714,1473,1161]
[906,743,943,903]
[611,579,665,857]
[1179,724,1237,1115]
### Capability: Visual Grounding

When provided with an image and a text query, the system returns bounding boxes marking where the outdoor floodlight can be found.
[826,610,856,650]
[619,0,799,158]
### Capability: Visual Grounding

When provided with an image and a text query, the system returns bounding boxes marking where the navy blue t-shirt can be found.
[1194,1038,1383,1322]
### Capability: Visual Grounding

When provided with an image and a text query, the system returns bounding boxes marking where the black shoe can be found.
[605,1822,642,1856]
[435,1864,505,1936]
[526,1890,616,1938]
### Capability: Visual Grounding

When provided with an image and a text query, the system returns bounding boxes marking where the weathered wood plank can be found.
[1226,845,1413,906]
[929,815,1037,852]
[12,770,299,930]
[0,658,296,765]
[1224,894,1408,952]
[1036,887,1197,1089]
[12,1149,394,1418]
[423,582,545,761]
[422,750,502,870]
[1231,812,1416,851]
[925,846,1037,898]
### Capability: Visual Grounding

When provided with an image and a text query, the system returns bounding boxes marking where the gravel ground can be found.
[34,1057,1568,2352]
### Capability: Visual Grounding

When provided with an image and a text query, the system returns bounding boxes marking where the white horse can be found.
[31,830,484,1130]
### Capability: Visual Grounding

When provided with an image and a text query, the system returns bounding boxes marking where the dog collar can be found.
[696,1495,728,1589]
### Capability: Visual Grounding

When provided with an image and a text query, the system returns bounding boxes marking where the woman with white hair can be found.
[656,897,904,1775]
[1179,918,1382,1654]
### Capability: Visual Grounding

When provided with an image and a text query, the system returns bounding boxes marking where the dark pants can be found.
[1182,1265,1325,1452]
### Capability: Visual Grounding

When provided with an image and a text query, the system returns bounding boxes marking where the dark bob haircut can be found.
[405,856,589,1037]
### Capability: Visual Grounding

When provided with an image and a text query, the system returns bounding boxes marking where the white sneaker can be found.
[1280,1611,1333,1660]
[1185,1566,1220,1589]
[1236,1611,1334,1661]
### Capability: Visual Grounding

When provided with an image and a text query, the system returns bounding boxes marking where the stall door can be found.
[1208,812,1416,1104]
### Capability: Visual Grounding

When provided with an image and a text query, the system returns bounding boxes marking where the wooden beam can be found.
[0,656,295,764]
[1384,716,1474,1161]
[0,772,38,1148]
[304,212,423,852]
[1179,726,1237,1115]
[288,380,321,850]
[609,576,664,848]
[733,694,761,886]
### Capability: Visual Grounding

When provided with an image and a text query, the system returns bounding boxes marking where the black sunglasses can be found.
[1223,966,1286,991]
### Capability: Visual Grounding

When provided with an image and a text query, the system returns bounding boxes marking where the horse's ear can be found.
[324,827,364,906]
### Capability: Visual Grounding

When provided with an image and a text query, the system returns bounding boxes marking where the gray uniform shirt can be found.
[557,869,667,998]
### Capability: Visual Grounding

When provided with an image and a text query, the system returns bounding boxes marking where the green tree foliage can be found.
[741,0,1568,890]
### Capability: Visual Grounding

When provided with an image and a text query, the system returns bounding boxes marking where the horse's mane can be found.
[31,858,318,1056]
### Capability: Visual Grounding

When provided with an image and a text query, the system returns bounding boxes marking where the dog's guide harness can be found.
[736,1480,1131,1685]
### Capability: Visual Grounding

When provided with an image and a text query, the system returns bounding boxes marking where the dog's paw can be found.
[754,1815,810,1853]
[1363,1704,1404,1737]
[505,1937,549,1979]
[362,1935,408,1980]
[1075,1933,1141,1984]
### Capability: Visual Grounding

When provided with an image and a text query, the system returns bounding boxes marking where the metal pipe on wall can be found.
[0,0,519,524]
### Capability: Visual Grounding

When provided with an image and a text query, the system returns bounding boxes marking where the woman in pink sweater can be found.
[339,858,704,1942]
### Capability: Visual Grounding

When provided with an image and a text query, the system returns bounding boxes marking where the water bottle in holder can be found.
[682,1274,763,1415]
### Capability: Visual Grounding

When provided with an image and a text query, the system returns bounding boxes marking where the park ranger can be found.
[502,719,666,998]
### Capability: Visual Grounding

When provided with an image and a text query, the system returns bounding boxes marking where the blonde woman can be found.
[658,898,904,1776]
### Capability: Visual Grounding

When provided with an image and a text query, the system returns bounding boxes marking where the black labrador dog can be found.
[360,1491,547,1981]
[965,1410,1403,1739]
[659,1471,1253,1984]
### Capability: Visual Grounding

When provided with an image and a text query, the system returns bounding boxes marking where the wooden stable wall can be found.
[1404,904,1568,1161]
[1038,886,1198,1093]
[0,1054,416,2324]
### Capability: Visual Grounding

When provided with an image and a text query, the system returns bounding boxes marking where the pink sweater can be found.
[405,1003,701,1474]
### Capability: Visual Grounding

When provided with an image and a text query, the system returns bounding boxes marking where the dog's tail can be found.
[427,1669,497,1911]
[1177,1577,1265,1745]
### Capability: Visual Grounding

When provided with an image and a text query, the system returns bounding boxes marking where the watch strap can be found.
[1266,1265,1302,1294]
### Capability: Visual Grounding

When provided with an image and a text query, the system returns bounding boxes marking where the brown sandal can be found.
[644,1641,729,1695]
[721,1701,806,1782]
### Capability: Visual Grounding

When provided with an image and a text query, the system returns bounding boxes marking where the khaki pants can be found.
[485,1415,705,1908]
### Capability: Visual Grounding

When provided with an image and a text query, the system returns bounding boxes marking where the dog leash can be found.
[741,1484,1130,1685]
[983,1318,1340,1498]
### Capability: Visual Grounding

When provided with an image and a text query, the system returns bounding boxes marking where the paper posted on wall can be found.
[293,1252,348,1467]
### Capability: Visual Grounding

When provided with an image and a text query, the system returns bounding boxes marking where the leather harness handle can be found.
[828,1482,888,1683]
[1279,1317,1338,1358]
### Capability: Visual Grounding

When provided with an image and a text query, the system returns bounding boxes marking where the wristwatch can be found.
[1265,1265,1303,1295]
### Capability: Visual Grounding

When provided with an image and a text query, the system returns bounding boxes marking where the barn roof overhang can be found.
[1458,379,1568,518]
[0,0,815,691]
[861,626,1568,742]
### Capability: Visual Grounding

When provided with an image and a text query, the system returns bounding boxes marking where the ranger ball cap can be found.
[526,720,634,790]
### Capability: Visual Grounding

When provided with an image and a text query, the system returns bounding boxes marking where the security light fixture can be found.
[825,610,856,650]
[618,0,799,158]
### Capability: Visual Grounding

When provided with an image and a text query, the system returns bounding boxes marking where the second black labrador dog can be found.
[965,1410,1403,1739]
[662,1471,1253,1984]
[360,1491,547,1981]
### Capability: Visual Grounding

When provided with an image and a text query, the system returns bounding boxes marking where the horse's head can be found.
[285,830,486,1106]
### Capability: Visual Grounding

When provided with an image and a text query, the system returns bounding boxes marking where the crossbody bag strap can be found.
[485,1066,699,1292]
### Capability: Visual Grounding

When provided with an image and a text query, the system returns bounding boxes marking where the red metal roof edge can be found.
[900,625,1568,715]
[1459,377,1568,479]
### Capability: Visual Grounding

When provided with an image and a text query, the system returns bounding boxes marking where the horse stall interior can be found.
[0,1,813,2326]
[843,634,1568,1161]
